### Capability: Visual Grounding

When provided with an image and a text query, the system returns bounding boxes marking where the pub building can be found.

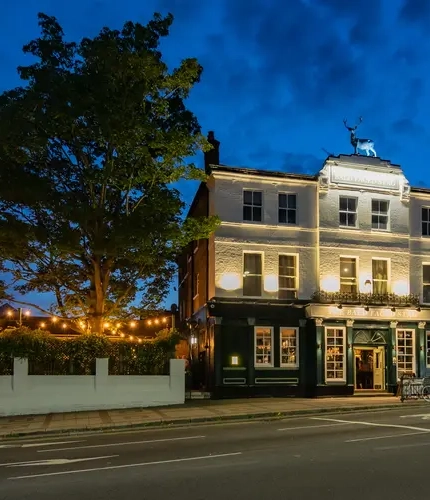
[178,131,430,398]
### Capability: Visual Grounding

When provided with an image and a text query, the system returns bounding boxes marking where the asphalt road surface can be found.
[2,405,430,500]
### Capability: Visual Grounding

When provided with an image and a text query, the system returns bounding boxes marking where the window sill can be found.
[242,219,264,224]
[254,365,275,369]
[338,225,360,231]
[280,365,299,370]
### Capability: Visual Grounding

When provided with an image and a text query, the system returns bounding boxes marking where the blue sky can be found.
[1,0,430,313]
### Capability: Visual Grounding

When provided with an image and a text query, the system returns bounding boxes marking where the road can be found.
[1,405,430,499]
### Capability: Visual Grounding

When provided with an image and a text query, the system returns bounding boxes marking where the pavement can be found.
[2,405,430,499]
[0,395,426,438]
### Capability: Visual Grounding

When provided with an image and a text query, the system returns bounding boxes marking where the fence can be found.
[0,357,185,416]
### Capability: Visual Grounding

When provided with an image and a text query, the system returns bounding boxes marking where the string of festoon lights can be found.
[4,309,171,341]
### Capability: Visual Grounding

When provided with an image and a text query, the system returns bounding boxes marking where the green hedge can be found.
[0,327,180,376]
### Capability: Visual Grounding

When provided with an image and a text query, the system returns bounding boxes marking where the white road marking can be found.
[37,435,206,453]
[6,456,118,468]
[9,452,243,480]
[278,423,353,431]
[0,440,84,449]
[311,417,430,433]
[400,414,430,420]
[376,442,430,451]
[345,431,429,443]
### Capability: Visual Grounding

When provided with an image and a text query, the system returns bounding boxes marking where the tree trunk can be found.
[88,257,107,334]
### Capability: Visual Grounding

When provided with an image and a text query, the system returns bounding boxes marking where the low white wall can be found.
[0,358,185,416]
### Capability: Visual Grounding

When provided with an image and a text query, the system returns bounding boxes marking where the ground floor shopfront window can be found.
[396,329,415,378]
[325,327,346,382]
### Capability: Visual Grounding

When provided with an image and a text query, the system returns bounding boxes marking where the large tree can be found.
[0,12,218,333]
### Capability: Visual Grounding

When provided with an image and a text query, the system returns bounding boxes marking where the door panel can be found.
[373,347,385,390]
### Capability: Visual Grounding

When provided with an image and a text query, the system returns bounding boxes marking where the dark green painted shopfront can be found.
[202,298,430,399]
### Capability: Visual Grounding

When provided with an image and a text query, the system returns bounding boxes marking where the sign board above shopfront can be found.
[306,304,430,322]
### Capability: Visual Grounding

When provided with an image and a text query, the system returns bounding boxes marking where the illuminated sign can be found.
[330,166,400,191]
[307,304,428,320]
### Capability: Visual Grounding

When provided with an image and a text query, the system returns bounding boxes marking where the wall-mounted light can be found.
[264,275,279,293]
[219,272,241,291]
[231,355,239,366]
[190,336,197,345]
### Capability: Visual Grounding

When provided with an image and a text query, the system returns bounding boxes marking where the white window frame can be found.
[426,331,430,368]
[243,190,263,223]
[325,326,346,382]
[278,192,297,225]
[422,207,430,237]
[423,263,430,304]
[339,256,358,294]
[278,253,299,299]
[371,258,390,294]
[243,251,263,297]
[396,329,416,379]
[339,196,358,228]
[280,327,299,368]
[371,199,390,231]
[254,326,274,367]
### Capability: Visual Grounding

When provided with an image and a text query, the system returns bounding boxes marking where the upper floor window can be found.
[423,265,430,303]
[243,190,262,222]
[339,197,357,227]
[243,253,262,296]
[422,208,430,236]
[340,257,357,294]
[278,255,297,299]
[371,200,389,230]
[278,193,297,224]
[372,259,388,294]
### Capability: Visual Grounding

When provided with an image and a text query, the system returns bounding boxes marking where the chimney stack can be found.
[204,131,220,174]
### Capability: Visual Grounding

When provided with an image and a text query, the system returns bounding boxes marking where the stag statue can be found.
[343,117,377,157]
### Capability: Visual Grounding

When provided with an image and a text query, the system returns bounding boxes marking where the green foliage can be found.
[0,327,179,375]
[0,12,219,331]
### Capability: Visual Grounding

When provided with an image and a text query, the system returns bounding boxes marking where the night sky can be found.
[1,0,429,313]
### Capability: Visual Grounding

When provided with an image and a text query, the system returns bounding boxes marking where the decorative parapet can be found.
[311,290,420,307]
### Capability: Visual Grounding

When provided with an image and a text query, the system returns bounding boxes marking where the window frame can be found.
[371,258,390,294]
[422,207,430,237]
[423,263,430,304]
[339,256,358,294]
[243,251,263,297]
[426,331,430,368]
[243,189,263,223]
[278,253,299,300]
[280,327,299,368]
[325,326,346,383]
[278,192,297,225]
[371,199,390,231]
[339,196,358,228]
[396,329,416,379]
[254,326,274,368]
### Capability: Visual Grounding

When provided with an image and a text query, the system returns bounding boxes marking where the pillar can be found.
[315,318,324,386]
[418,321,426,377]
[346,319,354,388]
[388,320,398,393]
[299,319,307,395]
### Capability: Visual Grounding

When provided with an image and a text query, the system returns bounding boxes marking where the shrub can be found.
[0,327,180,375]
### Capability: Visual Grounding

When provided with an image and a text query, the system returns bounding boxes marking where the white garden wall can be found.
[0,358,185,416]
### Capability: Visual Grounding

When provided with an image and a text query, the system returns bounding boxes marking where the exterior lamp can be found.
[62,323,67,329]
[40,322,46,328]
[6,310,12,317]
[147,320,152,325]
[130,321,136,328]
[103,322,110,328]
[190,335,197,345]
[51,317,58,323]
[162,317,167,323]
[129,335,134,340]
[155,319,159,324]
[24,310,30,317]
[231,355,239,366]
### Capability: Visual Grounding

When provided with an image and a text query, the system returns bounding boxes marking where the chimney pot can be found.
[204,130,220,173]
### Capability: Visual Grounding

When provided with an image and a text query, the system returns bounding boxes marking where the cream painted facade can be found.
[209,156,430,304]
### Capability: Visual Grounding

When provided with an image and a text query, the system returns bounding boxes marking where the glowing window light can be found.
[162,317,167,323]
[103,322,110,328]
[51,317,58,323]
[129,335,134,340]
[130,321,136,328]
[40,322,46,328]
[155,319,159,324]
[116,322,121,328]
[120,333,125,338]
[62,323,67,329]
[6,310,12,317]
[147,320,152,325]
[138,338,142,343]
